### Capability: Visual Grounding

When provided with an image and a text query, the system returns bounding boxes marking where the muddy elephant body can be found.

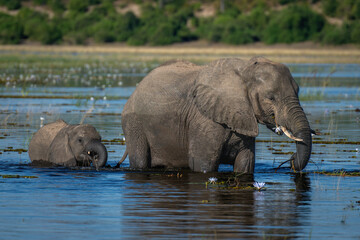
[121,57,312,173]
[29,119,107,169]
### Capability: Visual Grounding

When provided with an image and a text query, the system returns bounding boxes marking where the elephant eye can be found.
[78,138,83,143]
[268,96,275,101]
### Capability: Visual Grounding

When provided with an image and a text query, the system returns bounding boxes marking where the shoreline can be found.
[1,42,360,63]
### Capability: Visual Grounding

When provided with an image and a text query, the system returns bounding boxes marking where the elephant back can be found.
[123,60,202,116]
[28,119,68,162]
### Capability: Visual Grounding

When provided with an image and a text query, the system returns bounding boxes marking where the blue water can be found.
[1,62,360,239]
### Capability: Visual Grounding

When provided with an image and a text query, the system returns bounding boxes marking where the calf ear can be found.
[47,127,77,167]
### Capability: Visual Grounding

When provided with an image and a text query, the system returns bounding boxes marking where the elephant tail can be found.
[114,149,128,168]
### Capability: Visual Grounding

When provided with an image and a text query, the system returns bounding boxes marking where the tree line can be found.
[0,0,359,45]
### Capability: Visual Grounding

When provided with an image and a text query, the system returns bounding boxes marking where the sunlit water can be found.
[1,61,360,239]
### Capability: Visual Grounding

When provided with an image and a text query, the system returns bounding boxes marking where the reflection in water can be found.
[119,172,311,239]
[254,174,311,238]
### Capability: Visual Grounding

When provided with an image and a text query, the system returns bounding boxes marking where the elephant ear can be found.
[47,126,77,167]
[28,119,68,162]
[192,59,258,137]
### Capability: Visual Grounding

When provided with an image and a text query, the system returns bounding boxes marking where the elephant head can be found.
[193,57,312,171]
[29,119,108,170]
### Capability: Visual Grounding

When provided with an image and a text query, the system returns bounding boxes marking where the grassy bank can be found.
[1,43,360,63]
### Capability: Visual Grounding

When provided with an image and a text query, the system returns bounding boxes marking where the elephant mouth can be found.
[87,151,100,164]
[265,114,304,142]
[274,125,304,142]
[83,150,106,170]
[84,140,108,170]
[76,141,108,170]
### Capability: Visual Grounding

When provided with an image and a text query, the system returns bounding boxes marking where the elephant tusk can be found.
[280,126,303,142]
[275,126,283,135]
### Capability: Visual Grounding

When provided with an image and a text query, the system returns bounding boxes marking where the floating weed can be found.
[102,138,126,145]
[338,149,359,153]
[314,170,360,177]
[343,201,360,211]
[165,172,183,178]
[205,174,260,190]
[2,147,27,154]
[272,151,294,155]
[1,175,38,179]
[257,139,360,145]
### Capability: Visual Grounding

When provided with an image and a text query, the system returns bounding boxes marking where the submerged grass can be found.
[314,170,360,177]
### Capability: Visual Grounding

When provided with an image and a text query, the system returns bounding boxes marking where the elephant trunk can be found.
[279,97,312,171]
[84,140,108,170]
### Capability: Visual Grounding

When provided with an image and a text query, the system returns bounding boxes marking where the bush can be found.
[349,1,360,20]
[221,20,255,44]
[128,4,195,45]
[63,31,87,44]
[264,4,326,44]
[92,18,116,43]
[196,4,268,45]
[68,0,89,13]
[0,13,23,44]
[16,8,62,44]
[350,20,360,43]
[39,22,62,44]
[33,0,48,5]
[0,0,21,10]
[49,0,66,15]
[280,0,304,4]
[89,11,140,43]
[322,0,338,17]
[114,12,140,42]
[0,0,357,46]
[8,0,21,10]
[318,24,349,45]
[241,5,269,41]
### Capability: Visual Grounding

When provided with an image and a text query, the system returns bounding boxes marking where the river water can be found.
[0,60,360,239]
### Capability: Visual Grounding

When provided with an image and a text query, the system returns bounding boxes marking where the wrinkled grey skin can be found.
[28,119,107,169]
[121,57,312,173]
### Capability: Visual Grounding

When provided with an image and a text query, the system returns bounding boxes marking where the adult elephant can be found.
[119,57,312,173]
[29,119,108,170]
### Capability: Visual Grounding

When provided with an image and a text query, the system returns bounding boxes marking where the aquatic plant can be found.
[314,170,360,177]
[208,177,217,184]
[1,175,38,179]
[40,116,44,128]
[253,182,266,190]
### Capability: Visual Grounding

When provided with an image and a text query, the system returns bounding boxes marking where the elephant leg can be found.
[127,133,150,169]
[123,117,151,169]
[188,144,221,173]
[188,120,226,173]
[234,137,255,173]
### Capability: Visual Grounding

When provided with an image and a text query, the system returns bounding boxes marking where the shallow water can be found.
[1,61,360,239]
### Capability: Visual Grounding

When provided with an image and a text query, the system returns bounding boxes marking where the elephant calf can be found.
[119,57,312,173]
[28,119,107,169]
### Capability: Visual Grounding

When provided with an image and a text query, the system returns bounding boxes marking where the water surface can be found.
[1,61,360,239]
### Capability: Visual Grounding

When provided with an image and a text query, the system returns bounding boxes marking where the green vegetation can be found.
[1,174,38,178]
[0,0,359,45]
[264,4,326,44]
[314,170,360,176]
